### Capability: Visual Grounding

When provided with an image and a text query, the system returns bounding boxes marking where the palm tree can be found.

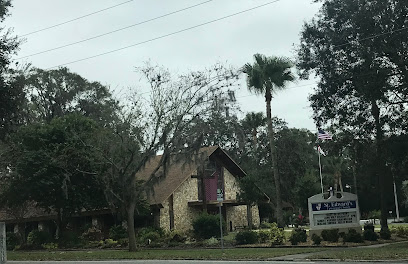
[241,112,266,152]
[242,54,295,227]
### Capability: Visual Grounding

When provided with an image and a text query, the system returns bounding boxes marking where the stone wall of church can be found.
[159,175,201,232]
[226,205,260,230]
[159,167,260,232]
[223,168,239,200]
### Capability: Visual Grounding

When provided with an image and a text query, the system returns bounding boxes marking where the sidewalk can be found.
[270,241,407,262]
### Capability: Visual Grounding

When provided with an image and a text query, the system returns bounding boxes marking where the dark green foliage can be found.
[137,227,165,237]
[192,214,224,239]
[137,227,164,245]
[259,221,274,229]
[321,229,339,242]
[6,232,19,250]
[27,230,52,246]
[289,228,307,245]
[298,0,408,231]
[58,231,83,248]
[380,229,392,240]
[367,210,381,220]
[2,114,107,232]
[311,234,322,245]
[364,223,375,232]
[343,229,363,243]
[258,230,270,243]
[392,226,408,237]
[0,0,24,140]
[81,227,104,241]
[166,231,187,243]
[109,225,128,240]
[363,229,379,241]
[24,67,119,125]
[117,238,129,247]
[235,230,258,245]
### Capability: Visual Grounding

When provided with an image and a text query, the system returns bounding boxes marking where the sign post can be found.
[217,189,224,250]
[0,222,6,264]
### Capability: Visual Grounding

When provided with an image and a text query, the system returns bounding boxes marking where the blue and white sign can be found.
[312,200,356,211]
[308,192,361,234]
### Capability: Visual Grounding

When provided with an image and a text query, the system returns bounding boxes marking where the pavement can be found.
[8,261,408,264]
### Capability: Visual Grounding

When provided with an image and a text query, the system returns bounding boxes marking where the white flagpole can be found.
[318,146,324,194]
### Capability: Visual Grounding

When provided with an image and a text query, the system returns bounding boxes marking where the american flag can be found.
[318,128,332,140]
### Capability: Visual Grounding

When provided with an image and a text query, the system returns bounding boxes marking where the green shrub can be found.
[235,230,258,245]
[269,222,285,245]
[139,231,161,245]
[59,231,83,248]
[204,237,219,246]
[118,238,129,247]
[81,227,103,241]
[363,229,379,241]
[42,242,58,250]
[166,230,187,243]
[258,230,270,243]
[343,229,363,243]
[16,244,39,250]
[109,225,127,240]
[311,234,322,245]
[364,223,375,232]
[392,226,408,237]
[192,213,224,239]
[289,228,307,245]
[380,228,391,240]
[138,226,165,237]
[99,238,118,248]
[321,229,339,242]
[137,227,164,245]
[260,221,274,229]
[27,230,52,246]
[6,232,20,250]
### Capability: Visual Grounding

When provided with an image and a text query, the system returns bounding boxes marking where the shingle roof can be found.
[137,146,219,205]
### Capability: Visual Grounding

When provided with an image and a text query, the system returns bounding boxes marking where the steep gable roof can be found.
[137,146,246,206]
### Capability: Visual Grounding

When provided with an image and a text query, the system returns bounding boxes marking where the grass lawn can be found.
[310,242,408,260]
[8,248,321,261]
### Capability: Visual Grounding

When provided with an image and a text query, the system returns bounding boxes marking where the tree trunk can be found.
[265,89,284,228]
[352,141,359,197]
[56,208,63,239]
[246,203,253,230]
[371,100,388,231]
[127,201,138,252]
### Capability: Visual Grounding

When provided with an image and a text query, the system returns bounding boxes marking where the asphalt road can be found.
[7,261,408,264]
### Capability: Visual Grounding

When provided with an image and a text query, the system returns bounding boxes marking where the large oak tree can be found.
[297,0,408,231]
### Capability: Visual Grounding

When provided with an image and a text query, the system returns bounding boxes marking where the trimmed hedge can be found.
[192,213,224,239]
[235,230,258,245]
[289,228,307,245]
[321,229,339,242]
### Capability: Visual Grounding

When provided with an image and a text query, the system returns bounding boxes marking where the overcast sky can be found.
[6,0,322,131]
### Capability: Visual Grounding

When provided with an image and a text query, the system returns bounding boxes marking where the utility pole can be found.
[393,180,400,222]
